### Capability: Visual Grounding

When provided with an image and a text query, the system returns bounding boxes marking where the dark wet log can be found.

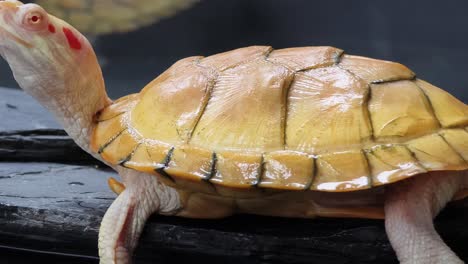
[0,88,97,164]
[1,162,467,264]
[0,129,99,164]
[1,87,467,263]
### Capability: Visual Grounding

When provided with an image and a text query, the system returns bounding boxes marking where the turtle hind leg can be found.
[384,170,466,264]
[99,169,181,264]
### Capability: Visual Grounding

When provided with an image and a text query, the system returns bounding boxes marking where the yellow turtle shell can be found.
[91,46,468,197]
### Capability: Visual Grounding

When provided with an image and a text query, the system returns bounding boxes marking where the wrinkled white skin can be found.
[385,171,468,264]
[0,1,466,264]
[99,167,180,264]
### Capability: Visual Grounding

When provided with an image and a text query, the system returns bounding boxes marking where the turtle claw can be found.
[108,177,126,195]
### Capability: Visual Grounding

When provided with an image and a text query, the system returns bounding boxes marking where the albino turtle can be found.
[32,0,199,35]
[0,1,467,264]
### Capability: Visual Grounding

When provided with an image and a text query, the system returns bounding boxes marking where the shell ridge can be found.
[157,147,176,182]
[333,49,345,64]
[262,47,291,151]
[305,157,317,190]
[253,154,266,187]
[96,112,125,123]
[205,152,217,181]
[282,74,295,149]
[214,46,273,73]
[367,148,400,170]
[279,49,346,150]
[407,145,437,165]
[263,46,274,60]
[413,79,445,128]
[405,136,452,170]
[184,62,219,144]
[361,149,374,188]
[120,143,142,167]
[98,128,127,154]
[371,74,417,84]
[336,61,375,142]
[438,132,468,164]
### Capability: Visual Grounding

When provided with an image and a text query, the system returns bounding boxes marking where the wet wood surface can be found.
[0,87,467,263]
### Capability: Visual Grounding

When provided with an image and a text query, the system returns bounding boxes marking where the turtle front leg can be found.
[99,168,181,264]
[384,170,467,264]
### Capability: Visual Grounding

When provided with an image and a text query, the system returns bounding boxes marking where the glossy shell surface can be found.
[91,46,468,196]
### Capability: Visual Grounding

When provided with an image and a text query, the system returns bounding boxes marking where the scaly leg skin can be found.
[385,170,468,264]
[99,168,181,264]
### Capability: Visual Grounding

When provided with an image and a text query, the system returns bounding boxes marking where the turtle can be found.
[30,0,199,36]
[0,1,467,264]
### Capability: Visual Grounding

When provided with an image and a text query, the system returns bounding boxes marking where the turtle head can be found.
[0,0,100,102]
[0,0,109,152]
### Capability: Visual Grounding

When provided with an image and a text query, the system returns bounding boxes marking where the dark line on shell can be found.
[186,64,219,143]
[370,76,417,85]
[336,63,375,142]
[203,152,217,181]
[98,128,126,154]
[96,112,125,123]
[253,154,265,187]
[216,46,273,73]
[256,154,267,188]
[155,147,176,182]
[371,74,416,84]
[333,49,345,64]
[261,50,296,149]
[163,147,175,166]
[361,149,374,188]
[264,46,274,60]
[413,79,443,128]
[305,156,317,190]
[367,146,399,170]
[364,85,375,141]
[208,152,221,196]
[119,143,142,167]
[282,73,295,149]
[438,132,468,164]
[404,145,430,170]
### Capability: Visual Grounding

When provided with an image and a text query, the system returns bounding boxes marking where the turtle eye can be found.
[18,4,48,31]
[27,12,42,24]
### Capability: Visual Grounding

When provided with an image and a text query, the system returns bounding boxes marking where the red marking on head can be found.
[48,24,55,33]
[63,27,81,50]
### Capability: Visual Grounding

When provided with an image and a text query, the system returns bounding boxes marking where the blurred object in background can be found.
[31,0,199,35]
[3,0,468,104]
